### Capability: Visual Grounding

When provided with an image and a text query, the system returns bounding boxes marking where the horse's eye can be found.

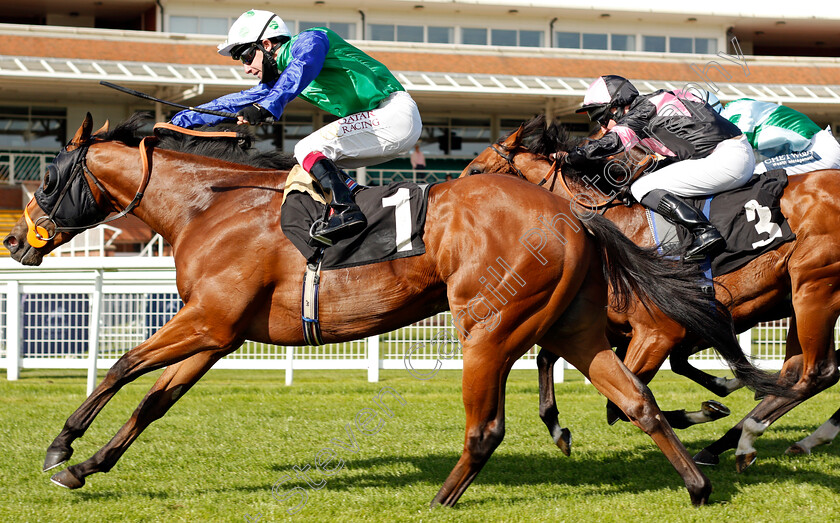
[468,166,483,176]
[43,167,57,194]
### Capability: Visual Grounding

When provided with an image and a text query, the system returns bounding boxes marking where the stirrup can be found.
[309,219,334,247]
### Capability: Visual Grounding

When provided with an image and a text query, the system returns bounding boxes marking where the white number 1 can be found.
[382,188,413,252]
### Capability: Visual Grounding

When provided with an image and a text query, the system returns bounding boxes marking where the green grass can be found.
[1,368,839,522]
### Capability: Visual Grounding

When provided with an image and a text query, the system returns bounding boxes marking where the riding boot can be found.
[654,193,725,262]
[308,157,367,245]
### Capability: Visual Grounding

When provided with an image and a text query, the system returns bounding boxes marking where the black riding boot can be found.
[652,192,725,262]
[308,158,367,245]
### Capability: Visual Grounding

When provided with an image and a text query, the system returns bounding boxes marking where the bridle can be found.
[488,143,560,189]
[25,135,155,248]
[487,141,655,213]
[24,122,238,248]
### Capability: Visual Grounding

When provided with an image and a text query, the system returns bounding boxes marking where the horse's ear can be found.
[94,119,110,136]
[67,113,94,151]
[502,124,525,148]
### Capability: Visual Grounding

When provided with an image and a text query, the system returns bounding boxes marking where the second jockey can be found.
[564,75,754,262]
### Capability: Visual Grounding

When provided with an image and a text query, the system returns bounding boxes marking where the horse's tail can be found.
[582,213,788,398]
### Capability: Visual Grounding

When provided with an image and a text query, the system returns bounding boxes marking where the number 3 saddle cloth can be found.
[281,165,431,270]
[646,168,795,276]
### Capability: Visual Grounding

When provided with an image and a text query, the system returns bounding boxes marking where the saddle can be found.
[645,169,795,276]
[280,165,431,270]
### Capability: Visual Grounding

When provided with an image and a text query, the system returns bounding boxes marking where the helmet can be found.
[704,91,723,114]
[218,10,291,57]
[576,75,639,125]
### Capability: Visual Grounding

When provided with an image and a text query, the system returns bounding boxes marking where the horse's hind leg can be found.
[431,342,515,508]
[44,302,241,473]
[548,335,711,505]
[695,299,840,470]
[50,348,233,488]
[536,349,571,455]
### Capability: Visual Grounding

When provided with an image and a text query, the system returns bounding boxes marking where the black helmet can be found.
[576,75,639,125]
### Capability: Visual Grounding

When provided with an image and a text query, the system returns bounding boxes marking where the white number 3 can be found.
[744,199,782,248]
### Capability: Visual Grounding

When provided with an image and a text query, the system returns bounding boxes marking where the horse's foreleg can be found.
[558,338,711,506]
[44,303,239,472]
[536,349,571,455]
[669,344,744,397]
[50,348,233,489]
[786,407,840,455]
[608,329,729,429]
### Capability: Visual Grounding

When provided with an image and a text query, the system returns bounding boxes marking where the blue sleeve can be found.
[169,83,274,128]
[259,31,329,119]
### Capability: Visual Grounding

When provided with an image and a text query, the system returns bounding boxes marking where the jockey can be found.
[170,10,423,245]
[720,98,840,175]
[563,75,754,262]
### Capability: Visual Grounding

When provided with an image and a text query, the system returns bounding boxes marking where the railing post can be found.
[6,281,21,381]
[739,329,752,356]
[367,334,380,383]
[9,155,15,185]
[86,270,103,396]
[356,166,367,186]
[285,346,294,386]
[553,358,565,383]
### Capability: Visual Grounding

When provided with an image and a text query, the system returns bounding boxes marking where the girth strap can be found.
[301,250,325,346]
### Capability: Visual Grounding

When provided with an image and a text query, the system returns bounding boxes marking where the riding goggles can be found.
[231,43,259,65]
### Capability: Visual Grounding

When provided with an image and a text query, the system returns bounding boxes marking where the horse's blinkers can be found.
[34,145,109,230]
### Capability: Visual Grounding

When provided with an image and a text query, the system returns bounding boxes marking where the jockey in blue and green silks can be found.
[171,9,422,245]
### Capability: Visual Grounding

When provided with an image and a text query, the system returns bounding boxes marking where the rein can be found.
[26,122,240,247]
[488,144,560,188]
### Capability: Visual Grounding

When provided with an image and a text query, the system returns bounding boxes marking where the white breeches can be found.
[294,91,422,170]
[755,129,840,175]
[631,135,755,201]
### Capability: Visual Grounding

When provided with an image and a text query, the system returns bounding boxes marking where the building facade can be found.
[2,1,840,186]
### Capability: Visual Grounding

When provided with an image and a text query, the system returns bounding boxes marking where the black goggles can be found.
[231,43,259,65]
[587,106,614,127]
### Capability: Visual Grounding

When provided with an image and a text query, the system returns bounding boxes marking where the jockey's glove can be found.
[237,104,274,125]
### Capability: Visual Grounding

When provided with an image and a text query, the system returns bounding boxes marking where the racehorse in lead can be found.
[4,113,783,506]
[463,115,840,470]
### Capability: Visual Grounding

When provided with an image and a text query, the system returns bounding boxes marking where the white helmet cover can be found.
[218,10,291,57]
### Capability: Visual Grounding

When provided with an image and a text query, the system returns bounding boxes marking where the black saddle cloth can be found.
[281,182,432,270]
[678,169,795,275]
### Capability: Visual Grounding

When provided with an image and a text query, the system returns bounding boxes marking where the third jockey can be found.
[170,9,423,245]
[564,75,754,262]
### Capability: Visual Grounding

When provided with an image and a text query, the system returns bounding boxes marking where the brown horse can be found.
[4,113,781,507]
[463,115,840,471]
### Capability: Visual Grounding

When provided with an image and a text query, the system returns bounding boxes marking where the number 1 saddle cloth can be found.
[646,169,795,276]
[280,165,431,270]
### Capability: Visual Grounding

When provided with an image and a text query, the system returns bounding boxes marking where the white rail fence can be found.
[0,258,795,396]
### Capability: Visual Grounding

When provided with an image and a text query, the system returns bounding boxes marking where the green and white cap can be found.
[217,10,291,57]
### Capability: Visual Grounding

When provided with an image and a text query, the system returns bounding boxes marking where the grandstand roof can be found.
[3,24,840,117]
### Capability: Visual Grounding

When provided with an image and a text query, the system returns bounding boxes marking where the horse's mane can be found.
[512,114,582,158]
[94,112,297,171]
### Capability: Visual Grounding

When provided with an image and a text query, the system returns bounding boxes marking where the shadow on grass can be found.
[254,443,840,506]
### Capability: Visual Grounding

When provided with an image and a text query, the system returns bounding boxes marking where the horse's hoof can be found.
[555,428,572,457]
[44,447,73,472]
[701,400,730,420]
[50,468,85,489]
[693,449,719,466]
[689,482,712,506]
[785,443,810,456]
[735,452,757,473]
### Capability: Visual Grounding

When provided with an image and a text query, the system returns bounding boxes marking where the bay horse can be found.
[463,115,840,470]
[3,113,782,507]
